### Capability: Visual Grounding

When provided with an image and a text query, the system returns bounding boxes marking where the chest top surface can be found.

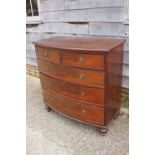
[33,35,124,52]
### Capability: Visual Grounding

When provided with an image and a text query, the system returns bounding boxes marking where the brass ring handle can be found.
[81,109,86,114]
[80,91,85,96]
[79,57,84,63]
[79,74,85,79]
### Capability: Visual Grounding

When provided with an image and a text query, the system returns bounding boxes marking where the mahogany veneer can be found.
[33,36,124,135]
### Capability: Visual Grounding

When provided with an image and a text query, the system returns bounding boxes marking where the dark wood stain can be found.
[40,73,105,106]
[33,36,124,52]
[36,46,60,64]
[43,89,105,125]
[61,51,105,69]
[34,36,124,135]
[38,59,105,87]
[104,44,124,124]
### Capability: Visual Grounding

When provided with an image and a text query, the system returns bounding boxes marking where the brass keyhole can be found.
[80,91,85,96]
[79,57,84,63]
[79,74,85,79]
[81,109,86,114]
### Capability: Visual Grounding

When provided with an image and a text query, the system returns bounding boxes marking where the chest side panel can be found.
[105,44,124,124]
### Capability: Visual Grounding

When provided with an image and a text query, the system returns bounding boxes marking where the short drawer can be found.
[62,52,104,69]
[38,60,105,87]
[40,74,105,105]
[43,89,105,125]
[35,46,60,64]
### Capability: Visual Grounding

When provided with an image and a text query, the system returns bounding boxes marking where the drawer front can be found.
[62,52,104,69]
[43,89,105,125]
[35,46,60,64]
[40,74,105,105]
[38,60,105,87]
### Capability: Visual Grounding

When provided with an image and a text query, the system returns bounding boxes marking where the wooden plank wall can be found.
[26,0,129,88]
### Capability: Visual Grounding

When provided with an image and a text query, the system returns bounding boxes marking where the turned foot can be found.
[45,105,51,112]
[114,112,120,119]
[99,126,108,136]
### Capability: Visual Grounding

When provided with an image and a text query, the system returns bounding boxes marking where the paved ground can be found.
[26,75,129,155]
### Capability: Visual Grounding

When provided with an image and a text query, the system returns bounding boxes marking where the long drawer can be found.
[38,60,105,87]
[43,89,105,125]
[40,73,105,105]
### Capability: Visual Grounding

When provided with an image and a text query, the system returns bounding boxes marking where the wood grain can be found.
[33,36,124,132]
[65,0,124,10]
[33,35,124,52]
[38,59,105,87]
[35,46,60,64]
[105,44,123,124]
[41,8,123,22]
[43,89,105,125]
[40,73,105,105]
[61,51,105,69]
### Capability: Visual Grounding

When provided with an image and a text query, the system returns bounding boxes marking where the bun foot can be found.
[99,126,108,136]
[45,105,51,112]
[114,112,120,119]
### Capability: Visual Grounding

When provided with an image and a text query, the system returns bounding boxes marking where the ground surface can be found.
[26,75,129,155]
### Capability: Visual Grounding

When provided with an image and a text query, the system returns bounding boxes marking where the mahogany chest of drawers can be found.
[33,36,124,135]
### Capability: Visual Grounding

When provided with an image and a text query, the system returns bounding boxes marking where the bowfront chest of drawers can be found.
[33,36,124,135]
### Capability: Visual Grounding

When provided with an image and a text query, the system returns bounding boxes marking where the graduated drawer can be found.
[38,60,105,87]
[35,46,60,64]
[40,74,105,105]
[61,52,104,69]
[43,89,105,125]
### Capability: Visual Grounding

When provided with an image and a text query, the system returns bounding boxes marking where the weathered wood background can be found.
[26,0,129,88]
